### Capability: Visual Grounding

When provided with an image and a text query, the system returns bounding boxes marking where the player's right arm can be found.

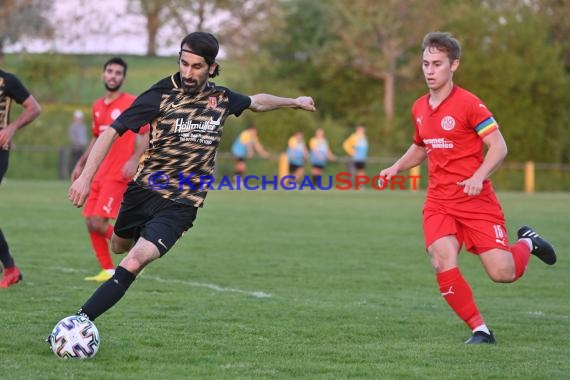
[379,143,426,180]
[68,127,118,207]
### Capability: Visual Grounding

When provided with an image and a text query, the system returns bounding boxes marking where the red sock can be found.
[436,267,483,330]
[105,225,114,240]
[89,231,114,270]
[510,240,531,280]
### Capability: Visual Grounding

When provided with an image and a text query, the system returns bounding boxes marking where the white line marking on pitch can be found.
[145,276,272,298]
[54,267,272,299]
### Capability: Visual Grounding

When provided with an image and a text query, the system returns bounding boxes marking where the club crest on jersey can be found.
[441,116,455,131]
[111,108,122,120]
[208,96,218,109]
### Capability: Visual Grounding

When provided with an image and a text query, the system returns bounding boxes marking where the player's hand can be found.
[68,176,91,207]
[378,166,398,187]
[0,125,16,148]
[457,176,484,196]
[294,96,316,112]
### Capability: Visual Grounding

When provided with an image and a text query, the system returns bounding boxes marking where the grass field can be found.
[0,180,568,379]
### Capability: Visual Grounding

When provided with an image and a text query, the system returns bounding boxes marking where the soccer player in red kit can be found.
[379,32,557,344]
[71,57,149,282]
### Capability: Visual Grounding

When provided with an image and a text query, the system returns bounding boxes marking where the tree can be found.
[127,0,280,57]
[322,0,444,131]
[446,2,570,163]
[0,0,53,62]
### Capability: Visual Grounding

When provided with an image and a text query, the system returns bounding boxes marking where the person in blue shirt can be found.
[342,125,368,177]
[309,128,336,185]
[287,131,308,183]
[231,125,268,179]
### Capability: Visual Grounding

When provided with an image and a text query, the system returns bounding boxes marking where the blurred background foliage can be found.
[1,0,570,184]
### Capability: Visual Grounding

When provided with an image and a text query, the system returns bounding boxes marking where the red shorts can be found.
[83,179,128,219]
[423,193,508,254]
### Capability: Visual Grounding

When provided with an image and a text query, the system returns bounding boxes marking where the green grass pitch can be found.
[0,179,568,379]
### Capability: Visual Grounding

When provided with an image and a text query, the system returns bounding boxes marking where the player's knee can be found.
[121,251,156,275]
[429,256,456,273]
[85,219,95,232]
[110,237,130,254]
[86,217,107,234]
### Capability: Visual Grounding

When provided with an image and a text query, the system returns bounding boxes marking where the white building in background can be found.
[5,0,179,56]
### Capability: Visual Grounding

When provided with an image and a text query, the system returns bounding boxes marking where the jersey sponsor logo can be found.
[174,117,221,133]
[422,137,454,149]
[441,115,455,131]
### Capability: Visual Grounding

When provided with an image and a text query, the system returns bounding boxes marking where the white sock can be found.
[520,237,533,251]
[105,269,115,275]
[473,324,490,335]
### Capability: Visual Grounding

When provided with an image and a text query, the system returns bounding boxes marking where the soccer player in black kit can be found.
[0,69,41,288]
[66,32,316,322]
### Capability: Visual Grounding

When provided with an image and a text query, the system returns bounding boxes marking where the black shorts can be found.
[354,161,366,170]
[0,150,9,184]
[311,164,325,170]
[234,156,245,162]
[114,182,198,256]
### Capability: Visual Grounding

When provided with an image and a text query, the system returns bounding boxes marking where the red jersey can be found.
[412,86,499,201]
[92,93,141,182]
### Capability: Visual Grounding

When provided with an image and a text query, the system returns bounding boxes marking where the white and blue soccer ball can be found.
[47,315,100,359]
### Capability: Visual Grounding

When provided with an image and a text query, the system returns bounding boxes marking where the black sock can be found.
[79,266,136,320]
[0,229,14,268]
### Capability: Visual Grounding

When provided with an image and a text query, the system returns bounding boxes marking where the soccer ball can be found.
[47,315,100,359]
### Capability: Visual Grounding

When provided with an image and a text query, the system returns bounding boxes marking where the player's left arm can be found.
[248,94,316,112]
[0,95,41,147]
[457,129,507,196]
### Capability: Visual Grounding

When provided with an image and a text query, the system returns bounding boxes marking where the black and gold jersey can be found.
[0,70,31,150]
[111,72,251,207]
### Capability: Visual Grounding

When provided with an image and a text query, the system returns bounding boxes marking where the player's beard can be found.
[181,77,207,94]
[104,82,123,92]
